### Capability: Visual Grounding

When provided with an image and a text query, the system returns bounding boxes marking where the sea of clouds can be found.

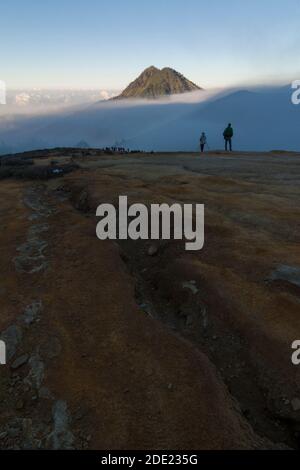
[0,85,299,154]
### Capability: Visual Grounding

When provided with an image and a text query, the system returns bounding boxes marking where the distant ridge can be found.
[114,66,202,100]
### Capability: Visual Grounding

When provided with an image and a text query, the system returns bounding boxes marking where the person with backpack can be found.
[199,132,207,153]
[223,123,233,151]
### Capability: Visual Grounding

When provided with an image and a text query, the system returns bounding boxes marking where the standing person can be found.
[200,132,207,153]
[223,123,233,151]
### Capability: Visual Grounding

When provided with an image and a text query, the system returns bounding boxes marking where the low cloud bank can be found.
[0,85,299,154]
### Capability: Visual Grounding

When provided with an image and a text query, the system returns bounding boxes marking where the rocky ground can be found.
[0,149,300,449]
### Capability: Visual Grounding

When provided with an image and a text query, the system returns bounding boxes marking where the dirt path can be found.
[0,183,74,449]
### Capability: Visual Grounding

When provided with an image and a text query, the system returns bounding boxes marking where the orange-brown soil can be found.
[0,149,300,449]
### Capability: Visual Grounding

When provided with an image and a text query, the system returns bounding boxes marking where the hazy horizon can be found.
[4,76,295,93]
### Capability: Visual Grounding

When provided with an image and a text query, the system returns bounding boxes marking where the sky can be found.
[1,0,300,90]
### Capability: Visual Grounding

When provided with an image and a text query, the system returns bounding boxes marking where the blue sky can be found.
[2,0,300,90]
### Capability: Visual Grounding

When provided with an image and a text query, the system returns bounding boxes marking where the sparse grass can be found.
[0,163,79,180]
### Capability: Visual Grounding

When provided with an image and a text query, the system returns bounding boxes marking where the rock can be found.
[291,398,300,412]
[182,281,199,295]
[0,325,22,360]
[0,432,8,440]
[22,383,31,392]
[22,300,43,325]
[7,427,20,438]
[10,375,21,385]
[15,399,24,410]
[11,354,29,370]
[48,400,74,450]
[269,265,300,288]
[24,355,45,390]
[22,418,33,442]
[147,244,159,256]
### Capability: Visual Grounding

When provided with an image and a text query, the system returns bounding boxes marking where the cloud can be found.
[15,92,31,105]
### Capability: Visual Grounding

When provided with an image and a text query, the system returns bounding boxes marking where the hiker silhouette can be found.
[223,123,233,151]
[200,132,207,153]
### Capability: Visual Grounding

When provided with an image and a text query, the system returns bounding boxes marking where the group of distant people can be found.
[199,123,234,153]
[107,146,129,153]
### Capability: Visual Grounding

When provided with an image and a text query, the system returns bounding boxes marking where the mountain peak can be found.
[144,65,159,72]
[115,66,202,100]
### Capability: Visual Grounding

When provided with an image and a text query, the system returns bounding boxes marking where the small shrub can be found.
[0,157,34,167]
